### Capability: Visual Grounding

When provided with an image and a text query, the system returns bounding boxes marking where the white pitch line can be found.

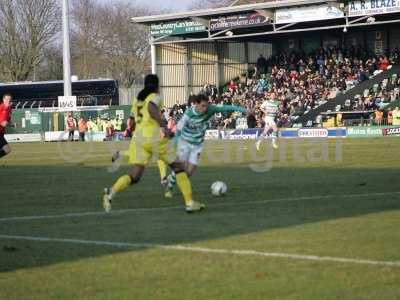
[0,191,399,223]
[0,234,399,268]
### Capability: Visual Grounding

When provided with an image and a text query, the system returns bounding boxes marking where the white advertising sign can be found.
[58,96,77,112]
[275,5,344,24]
[298,128,329,138]
[44,131,106,142]
[348,0,400,16]
[5,133,42,143]
[45,131,78,142]
[205,130,220,140]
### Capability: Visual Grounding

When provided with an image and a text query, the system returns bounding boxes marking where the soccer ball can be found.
[211,181,227,197]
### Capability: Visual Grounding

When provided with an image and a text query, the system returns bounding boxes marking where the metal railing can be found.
[342,118,391,127]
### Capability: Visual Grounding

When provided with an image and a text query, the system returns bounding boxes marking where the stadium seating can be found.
[298,64,400,126]
[206,47,400,128]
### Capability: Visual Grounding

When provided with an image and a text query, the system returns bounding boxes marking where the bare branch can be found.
[0,0,60,82]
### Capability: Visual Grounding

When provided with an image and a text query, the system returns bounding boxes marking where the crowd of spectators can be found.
[71,46,399,137]
[65,115,125,141]
[200,46,400,129]
[330,71,400,127]
[341,72,400,112]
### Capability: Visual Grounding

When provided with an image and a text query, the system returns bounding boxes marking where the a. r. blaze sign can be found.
[58,96,77,112]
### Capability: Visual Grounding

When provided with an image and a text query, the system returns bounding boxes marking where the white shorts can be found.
[264,116,276,127]
[177,139,203,166]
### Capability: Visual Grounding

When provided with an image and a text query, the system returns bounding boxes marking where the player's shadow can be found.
[0,164,399,272]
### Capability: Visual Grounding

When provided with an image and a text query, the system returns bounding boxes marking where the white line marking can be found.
[1,191,399,223]
[0,234,399,268]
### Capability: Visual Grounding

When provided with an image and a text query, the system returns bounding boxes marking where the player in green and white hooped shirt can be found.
[255,98,279,150]
[165,94,247,198]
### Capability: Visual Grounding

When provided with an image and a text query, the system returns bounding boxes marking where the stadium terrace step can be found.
[297,65,400,126]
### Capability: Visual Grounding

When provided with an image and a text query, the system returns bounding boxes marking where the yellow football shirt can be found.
[131,93,163,138]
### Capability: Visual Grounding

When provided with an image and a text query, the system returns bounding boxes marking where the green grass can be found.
[0,138,399,299]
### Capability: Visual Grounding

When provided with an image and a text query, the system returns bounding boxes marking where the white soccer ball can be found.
[211,181,227,197]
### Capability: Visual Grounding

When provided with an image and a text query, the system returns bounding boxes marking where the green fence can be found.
[8,106,131,134]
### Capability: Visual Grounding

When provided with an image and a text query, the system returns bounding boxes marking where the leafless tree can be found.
[71,0,152,88]
[71,0,100,79]
[190,0,234,10]
[190,0,271,9]
[0,0,60,82]
[38,45,64,81]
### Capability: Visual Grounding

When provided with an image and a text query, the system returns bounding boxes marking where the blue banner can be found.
[216,127,347,140]
[220,128,262,140]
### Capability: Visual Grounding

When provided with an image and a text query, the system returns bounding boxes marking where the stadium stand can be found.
[299,64,400,127]
[200,47,400,129]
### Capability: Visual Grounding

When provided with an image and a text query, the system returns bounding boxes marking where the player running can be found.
[255,96,279,150]
[0,93,13,159]
[163,93,247,198]
[103,74,204,213]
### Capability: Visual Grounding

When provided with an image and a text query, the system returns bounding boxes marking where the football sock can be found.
[166,171,177,190]
[157,160,168,181]
[0,149,7,158]
[112,175,133,194]
[176,172,193,205]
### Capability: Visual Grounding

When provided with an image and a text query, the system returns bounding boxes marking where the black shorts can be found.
[0,134,8,149]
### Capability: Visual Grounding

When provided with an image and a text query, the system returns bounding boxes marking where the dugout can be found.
[132,0,400,107]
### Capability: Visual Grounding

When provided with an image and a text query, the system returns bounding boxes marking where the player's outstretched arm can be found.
[210,104,247,114]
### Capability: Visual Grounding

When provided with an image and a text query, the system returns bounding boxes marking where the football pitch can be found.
[0,138,399,299]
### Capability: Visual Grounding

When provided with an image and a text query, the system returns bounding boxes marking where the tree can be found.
[71,0,100,79]
[190,0,234,10]
[71,0,152,88]
[0,0,60,82]
[38,45,64,81]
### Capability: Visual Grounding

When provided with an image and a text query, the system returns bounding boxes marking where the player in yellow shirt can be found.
[103,74,204,213]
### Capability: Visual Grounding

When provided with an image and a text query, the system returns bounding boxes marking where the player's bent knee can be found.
[169,162,185,174]
[129,174,141,184]
[187,167,196,177]
[128,166,144,184]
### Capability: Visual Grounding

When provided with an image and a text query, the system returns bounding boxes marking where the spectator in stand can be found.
[228,80,238,92]
[203,84,218,98]
[223,116,236,129]
[124,116,135,139]
[393,107,400,125]
[167,112,177,134]
[257,54,268,75]
[247,111,257,128]
[114,116,123,132]
[66,113,76,141]
[374,109,384,125]
[388,109,393,125]
[87,118,97,133]
[78,117,88,141]
[105,120,115,140]
[95,117,102,132]
[378,56,390,71]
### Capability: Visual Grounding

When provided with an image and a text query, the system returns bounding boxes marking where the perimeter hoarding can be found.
[210,12,269,31]
[346,126,398,137]
[275,5,344,24]
[150,20,206,37]
[348,0,400,17]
